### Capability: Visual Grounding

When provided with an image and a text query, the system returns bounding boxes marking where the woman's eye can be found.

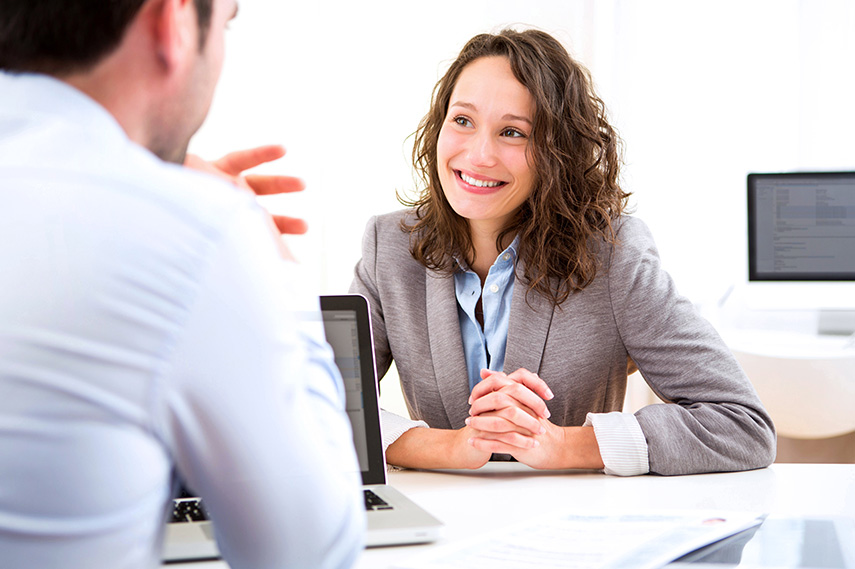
[453,116,472,128]
[501,128,525,138]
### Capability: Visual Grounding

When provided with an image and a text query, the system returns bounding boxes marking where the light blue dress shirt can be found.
[0,72,363,569]
[454,237,519,391]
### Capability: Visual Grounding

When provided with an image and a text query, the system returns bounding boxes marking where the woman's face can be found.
[436,56,535,233]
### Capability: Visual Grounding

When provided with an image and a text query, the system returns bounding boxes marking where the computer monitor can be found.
[745,171,855,334]
[748,171,855,281]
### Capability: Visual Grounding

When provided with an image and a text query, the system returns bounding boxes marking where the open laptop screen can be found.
[319,295,386,485]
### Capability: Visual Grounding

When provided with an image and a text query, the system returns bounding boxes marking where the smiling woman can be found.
[349,28,777,477]
[436,56,535,270]
[404,30,626,304]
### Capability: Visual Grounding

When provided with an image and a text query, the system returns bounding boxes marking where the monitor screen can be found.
[748,172,855,281]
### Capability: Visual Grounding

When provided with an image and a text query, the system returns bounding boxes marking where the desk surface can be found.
[173,463,855,569]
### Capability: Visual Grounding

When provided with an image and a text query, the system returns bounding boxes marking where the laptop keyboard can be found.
[168,490,391,522]
[364,489,393,511]
[169,498,210,523]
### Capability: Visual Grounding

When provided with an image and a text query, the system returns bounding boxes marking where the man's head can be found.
[0,0,231,164]
[0,0,212,76]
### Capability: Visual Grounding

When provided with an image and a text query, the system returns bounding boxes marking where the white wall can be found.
[606,0,855,304]
[191,0,855,305]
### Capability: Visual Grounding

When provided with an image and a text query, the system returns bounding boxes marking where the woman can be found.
[350,29,775,476]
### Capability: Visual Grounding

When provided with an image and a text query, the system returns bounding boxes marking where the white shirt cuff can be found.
[584,412,649,476]
[380,409,428,453]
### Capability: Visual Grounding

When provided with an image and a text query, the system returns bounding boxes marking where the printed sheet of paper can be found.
[395,510,764,569]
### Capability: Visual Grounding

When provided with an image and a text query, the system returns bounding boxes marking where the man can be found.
[0,1,363,568]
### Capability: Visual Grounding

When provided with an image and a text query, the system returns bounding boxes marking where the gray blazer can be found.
[350,210,776,475]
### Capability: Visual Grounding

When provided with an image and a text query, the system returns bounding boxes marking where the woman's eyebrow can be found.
[503,113,532,125]
[449,101,532,125]
[449,100,476,112]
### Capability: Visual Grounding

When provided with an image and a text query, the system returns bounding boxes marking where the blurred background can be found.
[190,0,855,461]
[191,0,855,304]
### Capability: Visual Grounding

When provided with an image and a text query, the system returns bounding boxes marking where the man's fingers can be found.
[244,174,305,196]
[271,215,308,235]
[213,145,286,176]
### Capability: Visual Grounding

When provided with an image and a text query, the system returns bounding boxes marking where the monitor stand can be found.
[817,310,855,336]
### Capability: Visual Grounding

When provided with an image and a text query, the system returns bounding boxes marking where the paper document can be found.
[395,510,764,569]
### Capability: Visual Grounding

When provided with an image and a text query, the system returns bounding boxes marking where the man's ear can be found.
[148,0,197,71]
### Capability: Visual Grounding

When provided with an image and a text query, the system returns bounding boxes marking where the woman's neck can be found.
[468,220,511,284]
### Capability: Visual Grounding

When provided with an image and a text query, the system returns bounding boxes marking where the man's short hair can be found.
[0,0,213,75]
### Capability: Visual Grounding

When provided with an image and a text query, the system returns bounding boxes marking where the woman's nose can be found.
[466,131,498,168]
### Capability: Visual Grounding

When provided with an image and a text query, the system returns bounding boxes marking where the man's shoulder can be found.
[0,72,249,231]
[86,139,255,240]
[128,151,250,225]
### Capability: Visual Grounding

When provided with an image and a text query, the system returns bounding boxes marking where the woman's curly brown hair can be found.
[402,28,630,306]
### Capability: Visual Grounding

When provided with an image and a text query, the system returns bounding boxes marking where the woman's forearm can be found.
[385,426,492,470]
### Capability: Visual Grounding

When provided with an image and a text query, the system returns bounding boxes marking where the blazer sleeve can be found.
[349,215,429,449]
[608,217,777,475]
[349,215,393,381]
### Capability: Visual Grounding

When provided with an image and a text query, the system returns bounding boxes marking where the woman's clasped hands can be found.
[465,368,604,470]
[465,368,561,468]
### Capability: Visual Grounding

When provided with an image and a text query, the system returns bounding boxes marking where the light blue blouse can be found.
[454,236,520,391]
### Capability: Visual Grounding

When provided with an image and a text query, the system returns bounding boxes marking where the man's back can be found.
[0,71,363,569]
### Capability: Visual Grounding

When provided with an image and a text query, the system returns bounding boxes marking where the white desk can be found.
[172,463,855,569]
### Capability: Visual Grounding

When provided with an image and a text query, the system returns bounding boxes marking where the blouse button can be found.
[489,284,499,293]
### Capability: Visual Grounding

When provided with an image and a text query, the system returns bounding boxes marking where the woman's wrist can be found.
[556,426,605,470]
[386,426,491,470]
[385,423,605,471]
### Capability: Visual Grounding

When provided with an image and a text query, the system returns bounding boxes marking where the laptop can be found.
[162,294,442,562]
[320,294,443,547]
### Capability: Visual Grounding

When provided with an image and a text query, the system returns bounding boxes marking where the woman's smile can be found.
[436,56,535,234]
[455,169,507,193]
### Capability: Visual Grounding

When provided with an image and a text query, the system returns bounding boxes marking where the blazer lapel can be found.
[504,270,555,375]
[425,269,471,429]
